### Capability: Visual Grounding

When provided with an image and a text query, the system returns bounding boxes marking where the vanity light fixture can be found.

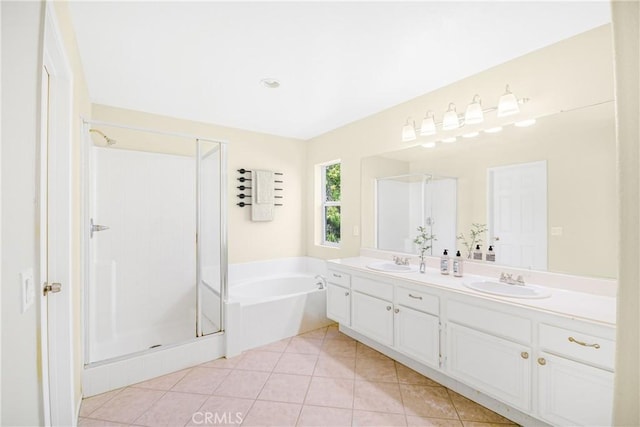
[442,103,460,130]
[515,118,537,127]
[462,131,480,138]
[442,136,457,143]
[421,141,437,148]
[484,126,503,134]
[420,111,437,136]
[464,95,484,125]
[402,118,417,142]
[497,84,520,117]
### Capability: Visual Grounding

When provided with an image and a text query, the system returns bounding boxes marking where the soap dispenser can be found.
[473,244,483,261]
[453,250,464,277]
[486,245,496,262]
[440,249,450,275]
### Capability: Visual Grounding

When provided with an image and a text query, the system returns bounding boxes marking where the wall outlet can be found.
[20,269,35,313]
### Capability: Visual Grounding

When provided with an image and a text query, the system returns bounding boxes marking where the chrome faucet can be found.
[393,255,410,266]
[314,274,327,290]
[500,272,525,286]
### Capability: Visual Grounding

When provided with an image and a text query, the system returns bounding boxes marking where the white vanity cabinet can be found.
[350,276,394,346]
[325,261,616,427]
[446,299,532,412]
[326,270,351,325]
[536,324,615,426]
[394,286,440,368]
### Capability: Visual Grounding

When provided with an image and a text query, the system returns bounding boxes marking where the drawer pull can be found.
[408,293,423,300]
[386,306,392,311]
[394,308,399,314]
[538,357,546,366]
[521,351,529,359]
[345,291,350,296]
[333,273,342,278]
[568,336,601,349]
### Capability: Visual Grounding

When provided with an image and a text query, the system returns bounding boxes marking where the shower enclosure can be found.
[376,173,457,255]
[83,120,226,365]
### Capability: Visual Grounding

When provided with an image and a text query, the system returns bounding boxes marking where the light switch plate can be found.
[353,225,360,236]
[21,269,35,313]
[551,226,563,236]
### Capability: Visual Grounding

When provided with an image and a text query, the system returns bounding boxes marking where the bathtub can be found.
[226,257,333,353]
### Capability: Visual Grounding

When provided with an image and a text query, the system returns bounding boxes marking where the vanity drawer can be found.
[327,270,351,288]
[539,324,615,370]
[447,300,531,344]
[352,276,393,301]
[396,286,439,315]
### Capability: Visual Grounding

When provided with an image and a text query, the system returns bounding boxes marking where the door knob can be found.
[43,282,62,296]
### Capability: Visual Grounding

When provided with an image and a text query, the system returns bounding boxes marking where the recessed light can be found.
[421,142,436,148]
[514,118,536,127]
[260,78,280,89]
[484,126,503,134]
[442,137,457,143]
[462,132,479,138]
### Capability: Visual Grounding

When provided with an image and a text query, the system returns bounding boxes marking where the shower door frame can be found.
[80,118,228,366]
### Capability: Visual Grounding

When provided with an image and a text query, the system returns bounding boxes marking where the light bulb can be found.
[497,84,520,117]
[442,103,460,131]
[402,119,416,142]
[464,95,484,125]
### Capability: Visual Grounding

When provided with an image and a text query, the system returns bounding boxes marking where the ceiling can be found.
[68,1,611,140]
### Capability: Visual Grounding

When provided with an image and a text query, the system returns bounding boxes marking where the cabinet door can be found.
[395,306,439,368]
[326,283,350,326]
[447,322,531,411]
[351,291,394,346]
[537,352,613,427]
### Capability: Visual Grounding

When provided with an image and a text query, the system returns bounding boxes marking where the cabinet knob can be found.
[345,291,349,296]
[520,351,529,359]
[394,308,399,314]
[537,357,546,366]
[386,306,392,311]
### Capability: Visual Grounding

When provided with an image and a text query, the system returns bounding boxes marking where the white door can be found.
[351,291,394,346]
[326,283,350,325]
[446,322,531,412]
[488,161,547,270]
[537,352,614,426]
[394,306,439,368]
[40,5,75,425]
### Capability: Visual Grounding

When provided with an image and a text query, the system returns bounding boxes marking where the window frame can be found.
[321,161,341,247]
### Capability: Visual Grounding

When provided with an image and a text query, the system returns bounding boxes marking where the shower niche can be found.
[376,174,457,256]
[83,121,226,365]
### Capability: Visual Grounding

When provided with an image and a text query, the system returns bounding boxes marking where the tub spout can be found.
[315,274,327,289]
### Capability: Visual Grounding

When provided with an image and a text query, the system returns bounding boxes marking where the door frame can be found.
[40,2,76,425]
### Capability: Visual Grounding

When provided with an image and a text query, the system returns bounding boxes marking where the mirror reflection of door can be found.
[488,161,547,270]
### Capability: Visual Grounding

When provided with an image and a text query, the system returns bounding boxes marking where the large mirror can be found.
[361,101,617,279]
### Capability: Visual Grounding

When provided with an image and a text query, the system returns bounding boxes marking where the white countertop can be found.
[328,256,617,326]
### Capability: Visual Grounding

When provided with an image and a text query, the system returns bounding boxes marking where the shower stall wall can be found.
[83,120,226,368]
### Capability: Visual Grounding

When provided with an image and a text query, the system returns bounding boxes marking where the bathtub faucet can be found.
[314,275,327,290]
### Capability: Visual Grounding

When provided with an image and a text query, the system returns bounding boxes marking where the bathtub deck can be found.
[78,324,517,426]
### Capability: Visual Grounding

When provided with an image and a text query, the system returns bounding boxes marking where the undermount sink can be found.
[366,262,418,273]
[464,280,551,299]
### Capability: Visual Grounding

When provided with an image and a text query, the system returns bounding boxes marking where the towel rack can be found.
[236,168,284,208]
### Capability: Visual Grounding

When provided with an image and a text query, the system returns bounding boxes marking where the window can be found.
[321,161,341,246]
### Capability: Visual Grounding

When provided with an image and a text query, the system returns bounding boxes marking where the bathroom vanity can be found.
[326,256,616,427]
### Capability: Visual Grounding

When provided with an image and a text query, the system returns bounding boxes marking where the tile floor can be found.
[79,325,518,427]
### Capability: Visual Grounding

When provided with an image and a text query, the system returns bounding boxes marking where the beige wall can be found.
[612,1,640,425]
[1,2,45,425]
[362,102,617,278]
[91,104,307,264]
[306,25,615,264]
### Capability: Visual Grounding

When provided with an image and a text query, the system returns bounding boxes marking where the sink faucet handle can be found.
[516,275,525,285]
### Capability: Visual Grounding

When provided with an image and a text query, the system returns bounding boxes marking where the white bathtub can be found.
[226,258,332,354]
